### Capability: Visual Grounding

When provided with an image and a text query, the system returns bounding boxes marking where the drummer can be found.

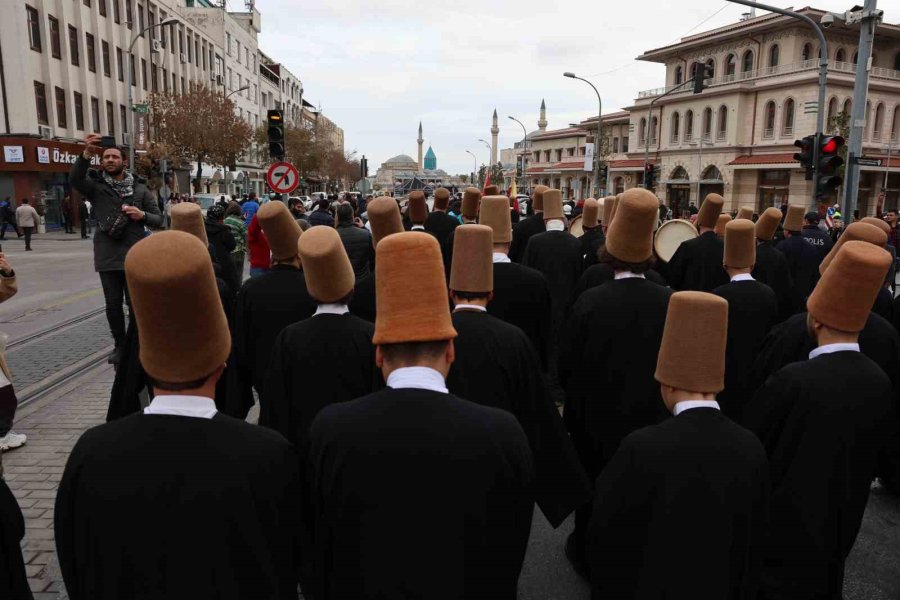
[664,194,729,292]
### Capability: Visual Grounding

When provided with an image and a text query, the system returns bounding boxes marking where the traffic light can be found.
[644,162,655,189]
[816,135,844,199]
[793,134,816,180]
[693,63,714,94]
[598,163,608,182]
[360,156,369,178]
[267,109,284,160]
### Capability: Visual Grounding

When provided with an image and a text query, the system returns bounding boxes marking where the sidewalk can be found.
[1,231,93,244]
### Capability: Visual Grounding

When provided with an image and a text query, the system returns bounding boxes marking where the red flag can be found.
[483,169,491,192]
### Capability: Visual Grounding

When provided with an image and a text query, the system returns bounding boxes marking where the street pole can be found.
[466,150,477,186]
[841,0,882,223]
[726,0,829,209]
[641,77,698,188]
[563,72,602,197]
[509,116,528,193]
[883,135,894,209]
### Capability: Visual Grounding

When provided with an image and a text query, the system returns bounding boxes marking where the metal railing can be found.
[763,128,774,139]
[783,126,794,137]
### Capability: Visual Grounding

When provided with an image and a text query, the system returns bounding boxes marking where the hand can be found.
[122,206,145,221]
[354,217,364,228]
[0,255,12,276]
[83,134,103,157]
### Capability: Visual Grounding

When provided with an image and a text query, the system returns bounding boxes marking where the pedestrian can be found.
[246,213,270,278]
[777,206,831,309]
[304,231,534,600]
[55,231,301,600]
[447,224,591,528]
[664,194,728,291]
[407,191,428,232]
[62,195,75,233]
[746,241,894,600]
[884,209,899,249]
[335,202,372,278]
[509,185,548,262]
[579,198,605,269]
[288,197,307,221]
[241,192,260,226]
[0,198,19,241]
[752,207,797,321]
[347,196,403,324]
[14,199,40,252]
[224,201,247,285]
[1,451,32,600]
[308,199,334,227]
[204,203,239,297]
[441,187,481,276]
[588,290,769,599]
[68,134,162,365]
[78,198,90,239]
[0,254,24,452]
[424,187,458,251]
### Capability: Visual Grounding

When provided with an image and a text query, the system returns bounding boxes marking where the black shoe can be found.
[565,532,589,580]
[108,345,124,365]
[25,248,32,251]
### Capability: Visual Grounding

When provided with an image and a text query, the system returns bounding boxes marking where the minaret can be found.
[417,121,424,172]
[490,109,499,166]
[538,99,548,132]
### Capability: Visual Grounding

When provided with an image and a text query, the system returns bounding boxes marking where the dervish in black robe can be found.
[488,260,553,370]
[579,228,605,268]
[263,311,382,449]
[744,350,892,600]
[305,385,534,600]
[424,210,458,254]
[664,230,729,292]
[348,271,377,323]
[0,475,31,600]
[447,309,591,527]
[752,241,797,320]
[521,230,583,328]
[229,264,317,418]
[872,286,893,323]
[55,411,301,600]
[574,262,667,299]
[712,277,778,423]
[776,233,826,309]
[588,406,769,600]
[509,213,545,263]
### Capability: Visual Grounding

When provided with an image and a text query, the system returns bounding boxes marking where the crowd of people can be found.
[0,132,899,599]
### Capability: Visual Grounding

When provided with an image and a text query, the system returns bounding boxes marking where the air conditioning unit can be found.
[151,40,162,53]
[121,133,132,146]
[38,126,52,140]
[216,75,224,86]
[210,72,217,81]
[180,53,188,64]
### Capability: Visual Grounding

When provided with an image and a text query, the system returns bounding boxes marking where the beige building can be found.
[628,7,900,216]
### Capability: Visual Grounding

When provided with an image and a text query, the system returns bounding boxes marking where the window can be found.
[98,0,106,17]
[566,147,574,157]
[612,137,619,153]
[125,0,132,29]
[782,99,794,136]
[874,103,884,139]
[685,110,694,141]
[649,116,658,144]
[842,98,852,116]
[138,3,144,33]
[172,72,176,93]
[544,150,551,162]
[896,52,900,71]
[892,107,899,141]
[226,33,231,55]
[555,149,563,162]
[639,117,646,145]
[34,81,49,125]
[705,58,715,79]
[178,30,184,56]
[236,41,241,63]
[116,47,124,81]
[181,77,185,94]
[671,112,680,143]
[113,0,120,23]
[622,136,629,153]
[27,5,41,52]
[763,101,776,138]
[703,108,713,140]
[86,33,96,72]
[120,104,128,133]
[49,16,61,59]
[74,92,84,130]
[827,97,838,123]
[90,97,100,132]
[717,106,727,140]
[742,50,754,73]
[245,48,250,68]
[202,42,207,70]
[68,26,79,65]
[865,101,871,138]
[802,43,812,61]
[187,33,192,62]
[835,48,845,63]
[55,87,67,128]
[83,0,91,5]
[768,44,779,70]
[140,58,147,89]
[533,151,540,162]
[106,101,115,136]
[163,68,168,93]
[852,50,859,65]
[129,54,135,86]
[195,40,200,66]
[151,66,157,92]
[674,66,683,85]
[102,40,111,77]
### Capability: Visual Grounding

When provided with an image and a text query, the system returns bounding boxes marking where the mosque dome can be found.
[424,146,437,171]
[385,154,417,165]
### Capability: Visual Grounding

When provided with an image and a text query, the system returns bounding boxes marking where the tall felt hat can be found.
[461,187,481,218]
[367,196,404,247]
[582,198,600,229]
[755,207,783,241]
[373,232,456,344]
[125,231,230,384]
[655,291,728,393]
[297,226,355,303]
[483,185,500,196]
[603,196,618,225]
[479,195,512,243]
[542,189,564,220]
[861,217,891,237]
[258,201,302,261]
[736,206,754,221]
[808,240,892,333]
[170,202,208,246]
[714,213,732,237]
[783,205,805,232]
[724,219,756,269]
[450,225,494,293]
[408,191,428,224]
[819,221,886,274]
[532,185,550,212]
[433,187,451,210]
[696,193,724,229]
[605,188,658,263]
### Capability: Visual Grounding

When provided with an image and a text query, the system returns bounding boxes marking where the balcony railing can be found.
[763,128,774,139]
[783,126,793,137]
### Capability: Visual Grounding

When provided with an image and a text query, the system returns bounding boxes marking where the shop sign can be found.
[3,146,24,163]
[37,147,50,164]
[49,149,100,166]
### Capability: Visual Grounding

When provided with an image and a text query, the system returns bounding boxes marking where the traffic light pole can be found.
[726,0,828,209]
[642,77,697,189]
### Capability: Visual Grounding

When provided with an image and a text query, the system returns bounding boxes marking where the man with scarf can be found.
[69,134,162,365]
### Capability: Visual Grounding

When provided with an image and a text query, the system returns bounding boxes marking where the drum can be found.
[569,215,584,237]
[654,219,698,262]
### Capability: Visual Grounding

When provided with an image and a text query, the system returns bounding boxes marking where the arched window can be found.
[650,116,658,144]
[705,58,715,79]
[827,97,838,123]
[873,103,885,139]
[835,48,846,63]
[871,54,879,68]
[725,54,736,78]
[782,99,795,136]
[865,100,872,139]
[639,118,647,145]
[768,44,780,69]
[671,112,680,143]
[892,107,899,141]
[703,107,713,140]
[717,105,728,140]
[852,50,859,65]
[690,62,700,80]
[843,98,852,116]
[764,101,776,138]
[895,52,900,71]
[742,50,754,73]
[685,110,694,141]
[702,165,723,181]
[674,65,683,85]
[671,166,689,181]
[802,43,812,61]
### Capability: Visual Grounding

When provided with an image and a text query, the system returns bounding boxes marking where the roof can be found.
[385,154,417,165]
[553,159,587,170]
[728,153,797,166]
[530,127,587,141]
[424,146,436,159]
[580,111,631,125]
[610,159,654,168]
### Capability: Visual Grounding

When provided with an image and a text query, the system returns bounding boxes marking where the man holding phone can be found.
[69,134,162,365]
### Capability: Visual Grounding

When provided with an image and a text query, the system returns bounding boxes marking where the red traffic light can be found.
[820,135,844,154]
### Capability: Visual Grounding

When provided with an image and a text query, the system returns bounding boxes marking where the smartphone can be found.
[100,135,116,148]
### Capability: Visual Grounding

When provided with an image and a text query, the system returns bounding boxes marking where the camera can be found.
[820,13,835,28]
[100,135,116,148]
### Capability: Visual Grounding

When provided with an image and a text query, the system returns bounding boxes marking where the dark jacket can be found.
[308,208,334,228]
[205,220,239,296]
[336,222,373,278]
[69,156,162,272]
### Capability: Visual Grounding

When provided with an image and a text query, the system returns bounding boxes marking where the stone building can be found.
[373,123,461,191]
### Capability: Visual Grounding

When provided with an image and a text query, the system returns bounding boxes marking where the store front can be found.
[666,166,692,218]
[756,169,791,214]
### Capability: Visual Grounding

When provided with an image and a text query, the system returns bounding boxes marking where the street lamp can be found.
[226,85,250,100]
[509,116,527,192]
[127,17,179,170]
[465,150,478,186]
[564,71,602,198]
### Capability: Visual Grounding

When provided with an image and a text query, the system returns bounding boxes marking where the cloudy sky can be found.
[248,0,900,176]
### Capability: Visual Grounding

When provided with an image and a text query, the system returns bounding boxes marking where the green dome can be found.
[424,146,437,170]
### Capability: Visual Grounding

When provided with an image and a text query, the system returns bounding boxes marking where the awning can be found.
[187,161,221,179]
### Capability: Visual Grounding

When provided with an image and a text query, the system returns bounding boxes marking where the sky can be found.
[246,0,900,176]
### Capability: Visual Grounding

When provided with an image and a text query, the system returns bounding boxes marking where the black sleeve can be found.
[54,438,88,600]
[140,189,163,229]
[664,244,688,290]
[68,155,100,199]
[226,289,255,419]
[742,369,794,459]
[260,330,293,440]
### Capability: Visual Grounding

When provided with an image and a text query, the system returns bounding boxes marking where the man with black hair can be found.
[335,202,373,278]
[308,198,334,227]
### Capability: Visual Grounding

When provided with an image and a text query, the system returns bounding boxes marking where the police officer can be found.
[800,211,833,250]
[778,206,831,309]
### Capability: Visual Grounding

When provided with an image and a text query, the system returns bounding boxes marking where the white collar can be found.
[411,225,426,231]
[454,304,487,313]
[672,400,720,416]
[545,219,566,232]
[143,395,217,419]
[809,342,860,360]
[614,271,646,280]
[492,252,511,264]
[314,303,349,316]
[730,273,755,282]
[386,366,448,394]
